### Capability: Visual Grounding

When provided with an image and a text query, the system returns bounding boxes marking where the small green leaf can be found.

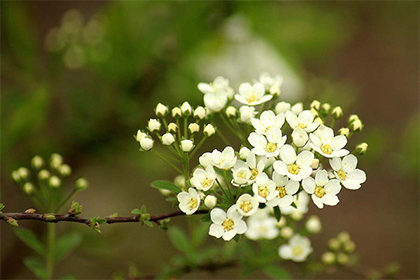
[168,226,191,253]
[264,265,291,279]
[273,206,282,222]
[200,212,211,222]
[140,205,146,214]
[68,201,82,216]
[15,228,45,256]
[233,235,241,243]
[151,180,181,194]
[166,196,176,202]
[131,209,142,215]
[0,203,4,212]
[54,232,83,262]
[23,256,48,279]
[291,202,297,209]
[143,220,153,227]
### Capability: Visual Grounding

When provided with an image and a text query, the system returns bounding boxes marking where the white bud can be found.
[351,119,363,132]
[310,108,319,117]
[31,156,44,170]
[204,195,217,209]
[225,106,237,118]
[23,182,35,195]
[322,252,336,264]
[140,138,154,151]
[280,226,294,239]
[180,139,194,152]
[38,169,51,180]
[17,167,30,181]
[58,164,72,177]
[168,123,178,133]
[194,106,206,119]
[356,142,368,155]
[305,215,322,234]
[11,171,20,183]
[161,133,175,145]
[275,101,291,114]
[337,253,349,265]
[276,216,286,227]
[311,159,319,169]
[188,123,200,134]
[239,106,256,123]
[291,102,303,114]
[136,130,147,142]
[292,128,308,147]
[172,107,182,118]
[199,152,213,168]
[348,114,359,123]
[181,102,192,115]
[50,153,63,169]
[159,189,171,196]
[314,117,323,125]
[328,238,340,250]
[291,211,303,221]
[332,106,343,119]
[338,128,350,137]
[148,119,161,132]
[337,232,351,243]
[344,240,356,253]
[174,175,186,188]
[321,103,331,115]
[203,124,215,136]
[239,147,252,159]
[155,103,168,117]
[49,176,61,188]
[310,100,321,111]
[75,177,89,191]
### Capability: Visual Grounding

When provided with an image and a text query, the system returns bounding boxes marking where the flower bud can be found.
[275,101,291,114]
[305,215,322,234]
[337,231,350,243]
[174,175,186,188]
[344,240,356,253]
[348,114,359,124]
[322,252,336,264]
[139,138,154,151]
[25,208,36,214]
[39,169,51,180]
[161,133,175,145]
[168,123,178,133]
[158,189,171,196]
[23,182,35,195]
[310,100,321,111]
[314,117,323,125]
[310,108,319,117]
[11,171,20,183]
[204,195,217,209]
[172,107,182,118]
[291,102,303,114]
[148,119,161,132]
[155,103,168,117]
[188,123,200,134]
[338,128,350,137]
[239,106,256,123]
[337,253,349,265]
[328,238,340,250]
[50,153,63,169]
[276,216,286,227]
[239,147,252,160]
[31,156,44,170]
[6,217,18,227]
[320,103,331,116]
[17,167,30,181]
[225,106,237,118]
[75,177,89,191]
[58,164,72,177]
[351,119,363,132]
[291,211,303,221]
[49,176,61,188]
[332,106,343,119]
[280,226,294,239]
[203,124,215,137]
[180,139,194,152]
[194,106,206,120]
[136,130,147,142]
[181,102,192,116]
[355,142,368,155]
[292,128,308,147]
[311,159,319,169]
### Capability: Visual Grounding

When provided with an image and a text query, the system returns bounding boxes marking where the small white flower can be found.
[251,110,285,135]
[236,194,259,216]
[275,101,291,114]
[204,195,217,209]
[177,188,200,215]
[252,173,276,203]
[231,160,252,186]
[244,153,266,183]
[239,147,252,160]
[155,103,168,117]
[161,133,175,145]
[191,166,216,191]
[180,139,194,152]
[279,234,313,262]
[203,124,216,136]
[302,169,341,209]
[198,76,234,98]
[273,145,314,181]
[309,125,349,158]
[267,172,299,208]
[305,215,322,234]
[245,208,279,240]
[181,102,192,115]
[280,226,294,239]
[329,154,366,190]
[281,192,309,220]
[211,146,237,170]
[148,119,161,132]
[204,93,228,112]
[194,106,206,119]
[139,137,154,151]
[199,152,213,168]
[259,72,283,96]
[292,127,309,147]
[248,128,286,157]
[286,110,319,133]
[188,123,200,134]
[209,205,247,241]
[239,106,257,123]
[225,106,237,118]
[291,102,303,115]
[235,82,272,106]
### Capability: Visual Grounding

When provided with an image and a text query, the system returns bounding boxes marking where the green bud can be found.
[328,238,340,251]
[310,100,321,111]
[44,214,56,221]
[337,253,349,265]
[49,176,61,188]
[0,203,4,212]
[50,153,63,169]
[68,201,82,216]
[320,103,331,116]
[355,142,368,155]
[23,182,35,195]
[75,177,89,192]
[332,106,343,119]
[31,156,44,170]
[322,251,336,264]
[17,167,30,181]
[338,231,351,243]
[38,169,51,180]
[6,217,19,227]
[58,164,72,177]
[344,240,356,253]
[11,171,20,183]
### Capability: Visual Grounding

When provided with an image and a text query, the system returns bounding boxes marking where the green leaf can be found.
[233,235,241,243]
[15,228,45,256]
[291,202,297,209]
[54,232,83,262]
[151,180,181,194]
[0,203,4,212]
[23,256,48,279]
[264,265,291,279]
[200,212,211,222]
[168,226,191,253]
[273,206,282,222]
[131,208,142,215]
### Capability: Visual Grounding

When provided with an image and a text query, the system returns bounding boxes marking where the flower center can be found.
[222,218,235,231]
[246,94,257,104]
[337,169,347,180]
[202,178,213,188]
[240,201,253,213]
[277,186,287,198]
[287,164,300,175]
[298,123,306,129]
[258,186,269,198]
[250,168,259,180]
[292,246,304,256]
[314,186,325,198]
[321,143,333,155]
[265,142,278,153]
[237,170,248,179]
[187,198,198,210]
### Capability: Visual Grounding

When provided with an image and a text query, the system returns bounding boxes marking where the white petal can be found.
[315,169,328,186]
[322,195,339,206]
[332,149,350,157]
[285,180,299,194]
[279,245,292,259]
[280,145,296,164]
[223,230,237,241]
[309,133,321,147]
[302,177,316,193]
[278,195,293,207]
[209,224,224,238]
[210,208,226,224]
[286,111,298,128]
[235,220,247,234]
[342,154,358,172]
[312,195,324,209]
[329,157,342,171]
[334,135,347,150]
[273,161,288,175]
[296,151,314,167]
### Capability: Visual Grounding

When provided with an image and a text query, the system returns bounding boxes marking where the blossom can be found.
[199,76,233,112]
[245,208,279,240]
[161,133,175,145]
[251,110,285,135]
[275,101,291,114]
[309,125,349,158]
[236,194,259,216]
[177,188,200,215]
[199,152,213,168]
[209,205,247,241]
[239,106,257,123]
[181,102,192,115]
[291,127,309,147]
[226,106,237,118]
[235,82,272,106]
[231,160,252,186]
[266,172,299,208]
[148,119,161,132]
[193,106,206,119]
[281,192,309,220]
[155,103,168,117]
[180,139,194,152]
[203,124,216,136]
[211,146,237,170]
[302,169,341,209]
[286,110,319,133]
[191,166,216,191]
[252,173,277,203]
[204,94,228,112]
[273,145,314,181]
[139,137,154,151]
[329,154,366,190]
[248,128,286,157]
[291,103,303,115]
[188,123,200,134]
[279,234,313,262]
[259,72,283,96]
[280,226,294,239]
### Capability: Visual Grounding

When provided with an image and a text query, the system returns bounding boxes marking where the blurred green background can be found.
[1,1,419,279]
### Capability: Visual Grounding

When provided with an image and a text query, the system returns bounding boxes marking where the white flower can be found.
[259,72,283,96]
[181,102,192,115]
[291,102,303,114]
[180,139,194,152]
[244,153,266,183]
[203,124,216,136]
[161,133,175,146]
[267,172,299,208]
[155,103,168,117]
[305,215,322,234]
[329,154,366,190]
[199,77,233,112]
[292,127,309,147]
[235,82,272,106]
[194,106,206,119]
[279,234,313,262]
[231,160,252,186]
[236,194,259,216]
[248,128,286,157]
[309,125,349,158]
[204,195,217,209]
[199,152,213,168]
[209,205,247,241]
[139,137,154,151]
[252,173,276,203]
[204,93,228,112]
[191,166,216,191]
[281,192,309,220]
[211,146,237,170]
[275,101,291,114]
[239,147,252,160]
[148,119,161,132]
[226,106,237,118]
[177,188,200,215]
[188,123,200,134]
[286,110,319,133]
[239,106,257,123]
[273,145,314,181]
[251,110,285,135]
[245,208,279,240]
[302,169,341,209]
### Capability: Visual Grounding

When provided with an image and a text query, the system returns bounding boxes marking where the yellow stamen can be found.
[277,186,287,198]
[222,218,235,231]
[187,198,198,210]
[314,186,325,198]
[292,246,304,256]
[202,178,213,188]
[337,169,347,180]
[258,186,269,198]
[321,143,333,155]
[240,200,253,213]
[287,164,300,175]
[246,94,257,104]
[250,168,259,180]
[265,142,278,153]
